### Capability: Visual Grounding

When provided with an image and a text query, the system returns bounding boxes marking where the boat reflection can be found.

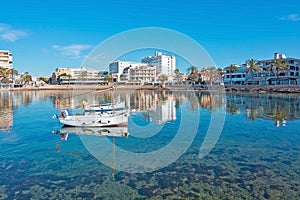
[52,126,128,177]
[1,90,299,131]
[53,126,129,139]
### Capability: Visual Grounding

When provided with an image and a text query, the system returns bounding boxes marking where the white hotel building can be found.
[109,61,142,82]
[109,52,176,83]
[109,60,157,84]
[122,64,156,84]
[54,67,106,85]
[223,53,300,86]
[0,50,13,69]
[142,51,176,76]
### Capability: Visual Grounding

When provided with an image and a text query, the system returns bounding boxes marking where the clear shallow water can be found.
[0,90,299,199]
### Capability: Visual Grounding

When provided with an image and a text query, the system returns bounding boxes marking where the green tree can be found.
[227,64,238,85]
[186,66,198,75]
[186,66,199,83]
[174,68,180,75]
[246,59,262,82]
[158,74,169,88]
[104,74,113,84]
[20,72,32,84]
[207,66,217,85]
[271,58,288,85]
[0,67,18,83]
[38,77,50,84]
[174,68,183,83]
[0,67,8,83]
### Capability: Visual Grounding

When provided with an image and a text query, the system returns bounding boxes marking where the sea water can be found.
[0,90,299,199]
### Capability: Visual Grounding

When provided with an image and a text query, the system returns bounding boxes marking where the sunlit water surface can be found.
[0,90,299,199]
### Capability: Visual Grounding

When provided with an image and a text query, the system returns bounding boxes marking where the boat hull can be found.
[59,113,128,127]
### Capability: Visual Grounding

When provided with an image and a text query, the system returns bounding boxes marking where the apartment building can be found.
[122,64,156,84]
[223,65,247,85]
[142,51,176,76]
[0,50,13,69]
[55,68,72,76]
[223,53,300,86]
[54,67,106,84]
[259,53,300,85]
[109,61,143,82]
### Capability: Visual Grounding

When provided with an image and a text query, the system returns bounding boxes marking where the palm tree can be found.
[0,67,8,83]
[216,67,224,84]
[104,74,113,84]
[174,68,180,75]
[227,64,238,85]
[0,67,18,83]
[246,59,262,82]
[7,68,18,84]
[207,66,217,85]
[271,58,288,85]
[174,68,183,84]
[158,74,169,88]
[186,66,198,75]
[20,72,32,84]
[186,66,199,84]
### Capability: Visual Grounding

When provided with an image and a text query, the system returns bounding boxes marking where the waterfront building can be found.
[199,68,224,85]
[258,53,300,85]
[142,51,176,76]
[223,53,300,86]
[55,68,72,76]
[70,67,99,79]
[0,50,13,69]
[122,64,156,84]
[223,65,247,85]
[109,61,141,82]
[54,67,106,85]
[110,61,157,84]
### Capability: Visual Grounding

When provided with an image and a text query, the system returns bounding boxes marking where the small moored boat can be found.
[54,100,128,127]
[59,108,128,127]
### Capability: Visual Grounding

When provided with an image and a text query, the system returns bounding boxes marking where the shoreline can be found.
[1,84,300,93]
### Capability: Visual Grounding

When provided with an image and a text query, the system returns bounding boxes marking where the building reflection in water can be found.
[128,90,177,124]
[226,93,300,127]
[0,90,299,131]
[53,90,300,127]
[0,92,13,131]
[0,90,80,132]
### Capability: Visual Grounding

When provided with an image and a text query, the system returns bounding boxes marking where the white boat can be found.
[59,108,128,127]
[84,101,125,113]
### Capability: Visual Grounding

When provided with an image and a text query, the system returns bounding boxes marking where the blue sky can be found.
[0,0,300,76]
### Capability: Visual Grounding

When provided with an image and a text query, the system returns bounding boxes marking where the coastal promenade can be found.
[1,84,300,93]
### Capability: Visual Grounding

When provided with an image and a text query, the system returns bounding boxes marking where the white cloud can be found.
[0,23,10,32]
[280,14,300,22]
[52,44,92,58]
[0,23,28,42]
